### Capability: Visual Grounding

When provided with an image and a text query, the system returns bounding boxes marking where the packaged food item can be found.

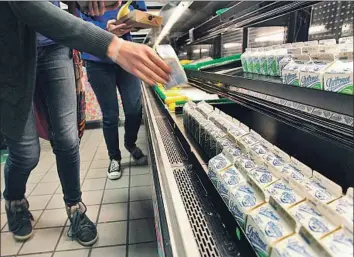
[320,227,353,257]
[246,197,296,257]
[318,39,338,55]
[241,48,252,73]
[196,101,214,119]
[229,183,265,228]
[216,137,234,155]
[289,200,340,239]
[270,226,331,257]
[248,48,257,73]
[304,40,319,46]
[254,48,262,74]
[155,45,188,89]
[260,47,272,75]
[282,54,311,86]
[237,130,262,152]
[218,165,246,199]
[292,42,305,48]
[323,51,353,95]
[193,113,207,141]
[338,36,353,52]
[200,121,215,152]
[327,187,353,228]
[295,171,342,205]
[266,179,305,209]
[248,165,280,190]
[263,146,291,177]
[198,119,212,145]
[222,146,242,164]
[281,157,313,184]
[228,122,249,143]
[277,44,294,77]
[234,154,257,176]
[183,101,196,131]
[302,45,319,55]
[209,129,226,158]
[249,140,273,165]
[208,153,232,187]
[300,53,335,90]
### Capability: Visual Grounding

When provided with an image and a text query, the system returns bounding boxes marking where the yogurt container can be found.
[246,198,296,257]
[324,51,353,95]
[229,183,265,228]
[266,180,305,209]
[320,227,353,257]
[289,200,339,239]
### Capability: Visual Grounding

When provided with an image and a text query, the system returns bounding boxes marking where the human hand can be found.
[88,1,122,16]
[107,37,171,85]
[107,20,132,37]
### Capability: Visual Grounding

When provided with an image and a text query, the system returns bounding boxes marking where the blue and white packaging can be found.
[266,180,305,209]
[208,153,232,187]
[222,146,242,165]
[218,166,246,196]
[234,154,257,176]
[327,187,353,229]
[227,122,249,144]
[237,130,262,152]
[281,157,313,184]
[263,146,291,177]
[320,227,353,257]
[248,165,280,190]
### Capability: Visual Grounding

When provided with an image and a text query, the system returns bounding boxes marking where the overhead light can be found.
[201,49,209,53]
[153,1,193,48]
[309,25,327,34]
[223,42,241,49]
[193,49,200,53]
[255,32,284,43]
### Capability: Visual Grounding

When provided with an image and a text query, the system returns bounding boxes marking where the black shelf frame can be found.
[186,69,354,117]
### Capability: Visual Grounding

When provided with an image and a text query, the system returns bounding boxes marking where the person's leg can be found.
[86,61,122,179]
[2,107,40,241]
[115,65,147,165]
[36,44,97,246]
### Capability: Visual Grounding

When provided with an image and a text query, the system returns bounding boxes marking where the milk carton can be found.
[263,146,291,177]
[282,54,311,86]
[216,137,234,155]
[338,36,353,52]
[304,40,319,46]
[281,157,313,184]
[260,47,273,75]
[196,101,214,119]
[278,45,295,76]
[270,227,331,257]
[199,120,214,151]
[248,165,280,190]
[208,153,232,187]
[234,154,257,176]
[302,45,319,55]
[209,129,227,158]
[237,130,262,152]
[229,182,265,228]
[296,171,342,205]
[228,122,249,144]
[289,200,340,239]
[318,39,337,54]
[300,53,335,90]
[254,48,263,74]
[246,197,296,257]
[218,165,247,202]
[241,48,252,73]
[183,101,196,131]
[320,227,353,257]
[222,146,242,164]
[324,51,353,95]
[327,187,353,228]
[248,48,257,73]
[204,126,222,157]
[249,140,273,165]
[266,179,305,209]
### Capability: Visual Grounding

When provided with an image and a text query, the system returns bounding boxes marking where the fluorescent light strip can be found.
[153,1,193,48]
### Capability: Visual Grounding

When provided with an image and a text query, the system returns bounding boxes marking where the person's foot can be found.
[126,145,148,165]
[66,202,98,246]
[5,198,34,241]
[107,159,122,180]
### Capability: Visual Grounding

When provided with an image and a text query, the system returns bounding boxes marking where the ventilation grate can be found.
[155,118,187,166]
[174,167,220,257]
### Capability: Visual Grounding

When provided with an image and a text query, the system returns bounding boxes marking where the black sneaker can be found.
[66,202,98,246]
[127,146,148,165]
[107,159,122,180]
[5,198,34,241]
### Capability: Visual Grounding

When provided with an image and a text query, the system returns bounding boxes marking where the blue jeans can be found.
[85,61,142,161]
[2,44,81,206]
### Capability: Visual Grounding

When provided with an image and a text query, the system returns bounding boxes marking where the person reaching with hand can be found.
[79,1,151,180]
[0,1,170,246]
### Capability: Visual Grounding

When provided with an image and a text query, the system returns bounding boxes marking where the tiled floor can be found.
[0,126,158,257]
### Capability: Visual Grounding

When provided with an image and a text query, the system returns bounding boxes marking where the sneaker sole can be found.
[107,171,123,180]
[13,229,34,241]
[77,234,99,246]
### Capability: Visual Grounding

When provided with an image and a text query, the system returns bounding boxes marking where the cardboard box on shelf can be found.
[116,9,163,29]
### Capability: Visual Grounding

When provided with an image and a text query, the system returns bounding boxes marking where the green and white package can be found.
[324,51,353,95]
[241,48,252,73]
[300,53,335,90]
[282,54,311,86]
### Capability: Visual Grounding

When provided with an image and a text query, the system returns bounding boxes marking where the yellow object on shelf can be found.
[164,95,188,105]
[116,0,132,20]
[180,60,192,65]
[163,91,181,97]
[168,103,176,112]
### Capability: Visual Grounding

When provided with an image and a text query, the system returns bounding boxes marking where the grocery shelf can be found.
[142,85,260,257]
[186,69,354,117]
